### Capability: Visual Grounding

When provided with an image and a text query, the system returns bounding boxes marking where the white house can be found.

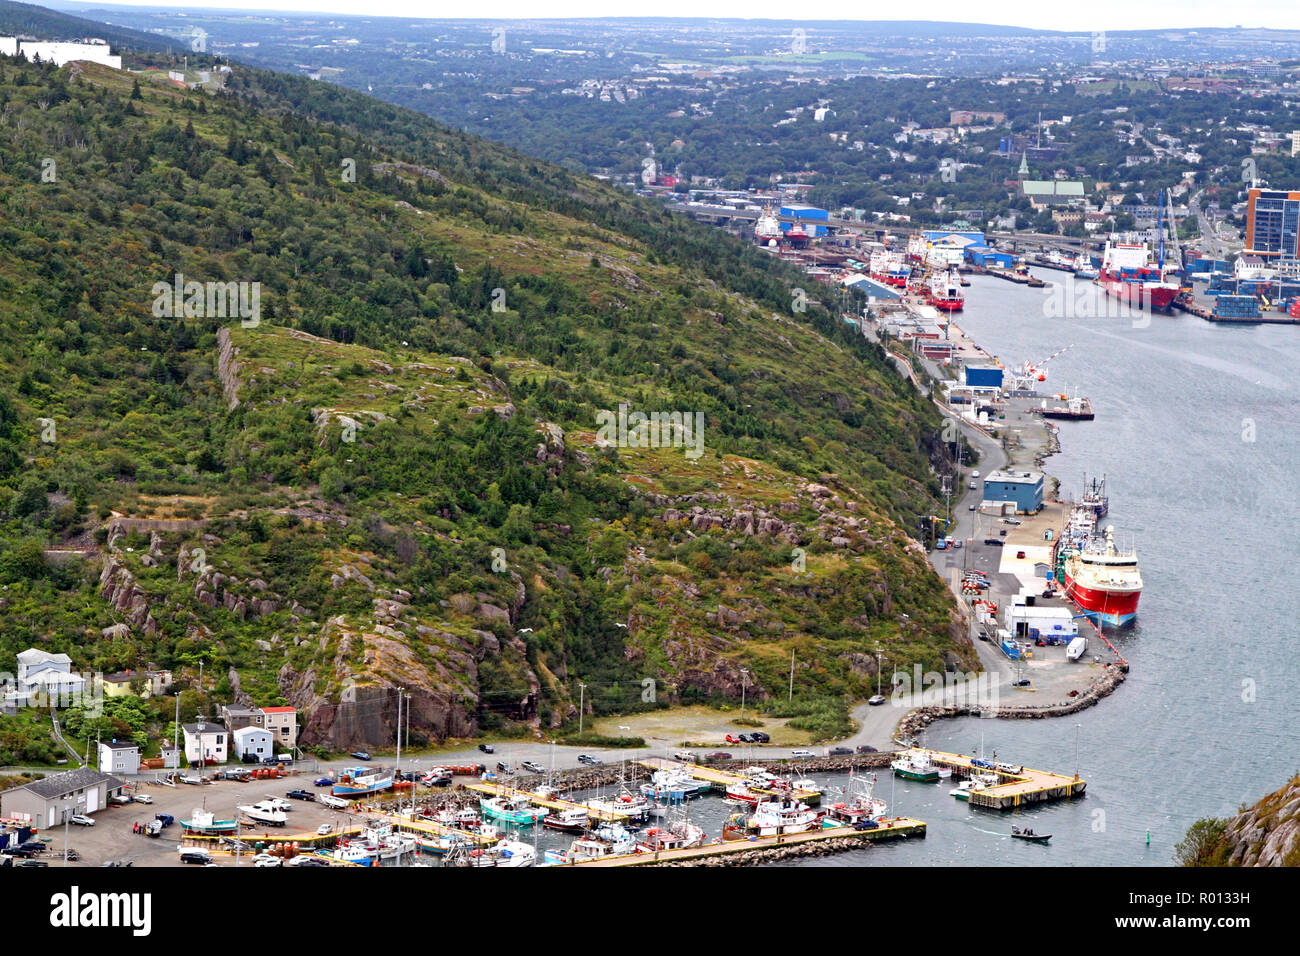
[8,649,86,709]
[98,740,141,775]
[182,721,227,765]
[232,726,274,762]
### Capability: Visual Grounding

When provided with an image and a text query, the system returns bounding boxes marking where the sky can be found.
[56,1,1300,33]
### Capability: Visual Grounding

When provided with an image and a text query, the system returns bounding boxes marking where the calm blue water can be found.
[786,268,1300,866]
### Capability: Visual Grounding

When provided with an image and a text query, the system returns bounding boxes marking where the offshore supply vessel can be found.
[1053,476,1142,627]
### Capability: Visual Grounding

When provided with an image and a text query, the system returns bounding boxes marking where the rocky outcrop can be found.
[98,553,158,636]
[1186,776,1300,867]
[217,327,241,410]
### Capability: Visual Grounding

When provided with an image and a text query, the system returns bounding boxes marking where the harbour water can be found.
[784,269,1300,866]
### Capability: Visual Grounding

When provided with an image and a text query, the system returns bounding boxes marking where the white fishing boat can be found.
[746,798,820,836]
[237,801,287,826]
[469,838,536,867]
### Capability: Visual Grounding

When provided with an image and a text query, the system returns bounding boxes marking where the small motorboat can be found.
[1011,826,1051,843]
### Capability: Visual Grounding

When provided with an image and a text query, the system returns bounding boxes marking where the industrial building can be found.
[780,204,829,237]
[963,365,1004,390]
[964,245,1016,269]
[0,767,125,827]
[982,469,1044,514]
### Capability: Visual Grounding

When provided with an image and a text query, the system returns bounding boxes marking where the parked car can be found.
[968,481,978,490]
[672,751,695,761]
[254,856,282,867]
[1016,551,1026,559]
[154,814,175,828]
[704,751,733,761]
[969,503,977,511]
[971,470,980,478]
[853,818,881,831]
[790,749,817,759]
[133,793,153,804]
[16,858,49,866]
[313,776,333,787]
[495,762,515,775]
[17,841,46,854]
[8,845,40,858]
[69,814,95,827]
[478,743,495,754]
[179,852,213,866]
[737,733,755,743]
[349,751,371,761]
[856,745,878,754]
[724,734,742,744]
[577,754,602,766]
[1003,517,1022,525]
[868,694,887,706]
[286,789,315,801]
[295,857,329,867]
[751,732,771,743]
[827,746,853,757]
[108,793,132,805]
[952,540,963,549]
[984,538,1004,546]
[521,760,545,774]
[316,823,334,835]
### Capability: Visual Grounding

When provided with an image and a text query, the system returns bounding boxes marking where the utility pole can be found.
[788,649,795,703]
[578,683,586,736]
[395,687,402,777]
[740,670,748,720]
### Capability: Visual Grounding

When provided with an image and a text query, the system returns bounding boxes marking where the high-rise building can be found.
[1292,131,1300,158]
[1245,188,1300,259]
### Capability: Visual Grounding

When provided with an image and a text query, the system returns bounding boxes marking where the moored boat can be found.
[891,750,942,782]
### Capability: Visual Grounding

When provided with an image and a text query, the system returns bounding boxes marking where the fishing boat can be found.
[331,765,394,798]
[724,781,762,804]
[823,774,888,825]
[480,794,547,826]
[951,772,1000,801]
[541,806,590,834]
[544,823,638,864]
[746,798,821,836]
[237,801,287,827]
[640,767,705,802]
[468,839,536,867]
[586,786,653,823]
[318,793,349,810]
[891,750,942,782]
[1011,826,1052,843]
[180,807,238,835]
[637,819,707,852]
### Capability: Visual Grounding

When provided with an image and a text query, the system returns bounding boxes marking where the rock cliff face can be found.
[1185,776,1300,867]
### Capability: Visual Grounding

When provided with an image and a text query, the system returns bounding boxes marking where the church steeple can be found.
[1017,150,1030,178]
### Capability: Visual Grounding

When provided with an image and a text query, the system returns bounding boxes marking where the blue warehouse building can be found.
[964,245,1016,269]
[963,365,1004,390]
[781,204,829,237]
[982,469,1044,514]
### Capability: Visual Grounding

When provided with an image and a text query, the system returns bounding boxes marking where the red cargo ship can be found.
[1098,234,1179,312]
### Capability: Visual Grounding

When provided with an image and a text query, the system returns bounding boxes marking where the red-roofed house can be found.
[260,706,298,750]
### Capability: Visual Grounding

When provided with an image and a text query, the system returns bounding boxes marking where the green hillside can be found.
[0,48,973,759]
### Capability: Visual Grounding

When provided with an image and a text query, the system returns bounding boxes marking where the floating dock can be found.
[905,749,1086,809]
[561,818,927,867]
[463,780,631,822]
[637,757,822,805]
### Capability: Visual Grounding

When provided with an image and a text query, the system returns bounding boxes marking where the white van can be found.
[790,749,817,760]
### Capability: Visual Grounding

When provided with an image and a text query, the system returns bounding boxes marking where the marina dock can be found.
[463,780,631,822]
[562,818,927,866]
[907,749,1086,809]
[637,757,822,804]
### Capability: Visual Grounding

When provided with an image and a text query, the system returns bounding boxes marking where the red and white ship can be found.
[1097,234,1180,312]
[928,269,965,311]
[870,249,911,287]
[1054,493,1141,627]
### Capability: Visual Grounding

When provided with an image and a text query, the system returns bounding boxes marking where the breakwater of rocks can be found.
[895,662,1126,744]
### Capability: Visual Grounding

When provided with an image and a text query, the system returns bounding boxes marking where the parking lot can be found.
[21,773,365,868]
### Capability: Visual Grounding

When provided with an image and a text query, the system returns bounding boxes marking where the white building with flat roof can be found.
[0,37,121,69]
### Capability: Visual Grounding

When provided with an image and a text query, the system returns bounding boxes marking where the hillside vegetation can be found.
[0,48,972,758]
